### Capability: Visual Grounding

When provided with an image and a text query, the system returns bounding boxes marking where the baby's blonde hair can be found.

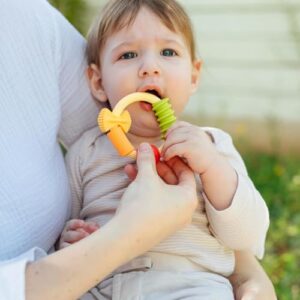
[86,0,196,66]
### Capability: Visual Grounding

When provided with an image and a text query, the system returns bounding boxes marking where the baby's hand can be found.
[58,219,99,249]
[161,121,219,175]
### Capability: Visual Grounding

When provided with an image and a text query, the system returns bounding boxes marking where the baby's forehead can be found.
[91,4,195,64]
[106,7,182,39]
[105,13,186,45]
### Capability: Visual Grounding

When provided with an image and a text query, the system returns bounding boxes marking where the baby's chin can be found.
[128,122,161,142]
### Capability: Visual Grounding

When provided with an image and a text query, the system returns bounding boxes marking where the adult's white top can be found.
[0,0,98,298]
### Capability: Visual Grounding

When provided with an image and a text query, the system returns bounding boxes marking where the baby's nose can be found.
[138,57,161,77]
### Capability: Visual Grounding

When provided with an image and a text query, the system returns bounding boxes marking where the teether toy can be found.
[98,92,176,161]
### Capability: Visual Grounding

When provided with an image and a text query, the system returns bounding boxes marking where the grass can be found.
[242,151,300,300]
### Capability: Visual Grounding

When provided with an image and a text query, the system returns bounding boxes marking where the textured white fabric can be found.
[0,248,46,300]
[66,126,269,277]
[0,0,99,298]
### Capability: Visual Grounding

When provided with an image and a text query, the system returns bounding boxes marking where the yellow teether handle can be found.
[107,126,136,157]
[98,108,131,133]
[112,92,161,116]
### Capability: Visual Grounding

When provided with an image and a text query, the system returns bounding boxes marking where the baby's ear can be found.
[86,64,107,102]
[190,59,202,94]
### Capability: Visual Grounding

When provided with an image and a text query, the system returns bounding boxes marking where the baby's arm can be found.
[162,122,269,257]
[162,121,237,210]
[230,251,277,300]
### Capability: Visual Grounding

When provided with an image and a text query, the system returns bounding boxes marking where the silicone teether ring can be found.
[98,92,176,159]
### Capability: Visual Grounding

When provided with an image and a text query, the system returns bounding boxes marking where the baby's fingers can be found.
[162,127,192,158]
[166,121,192,137]
[62,229,88,244]
[161,134,186,159]
[163,143,187,161]
[124,163,137,181]
[82,221,100,234]
[64,219,86,231]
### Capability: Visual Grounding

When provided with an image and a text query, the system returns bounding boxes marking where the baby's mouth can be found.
[145,89,161,98]
[140,89,162,111]
[140,101,153,111]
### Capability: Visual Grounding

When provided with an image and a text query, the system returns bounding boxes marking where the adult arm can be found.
[24,144,197,300]
[230,251,277,300]
[47,0,100,148]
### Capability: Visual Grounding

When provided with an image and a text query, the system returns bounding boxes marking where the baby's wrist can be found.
[198,150,222,176]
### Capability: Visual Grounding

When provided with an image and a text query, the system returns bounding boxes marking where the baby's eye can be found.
[119,52,137,60]
[161,49,177,57]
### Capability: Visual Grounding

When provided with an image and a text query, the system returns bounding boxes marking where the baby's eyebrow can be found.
[150,36,187,52]
[162,38,184,46]
[111,41,137,53]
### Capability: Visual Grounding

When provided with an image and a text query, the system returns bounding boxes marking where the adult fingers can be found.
[127,160,178,184]
[166,157,196,190]
[156,161,178,185]
[136,143,157,179]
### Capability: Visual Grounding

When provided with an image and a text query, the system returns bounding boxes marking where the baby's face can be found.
[98,7,201,138]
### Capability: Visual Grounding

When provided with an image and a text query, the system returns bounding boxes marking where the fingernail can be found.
[139,143,151,152]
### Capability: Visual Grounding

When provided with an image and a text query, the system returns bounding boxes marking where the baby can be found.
[59,0,269,299]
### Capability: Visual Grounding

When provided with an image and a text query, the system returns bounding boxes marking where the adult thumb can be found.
[136,143,156,179]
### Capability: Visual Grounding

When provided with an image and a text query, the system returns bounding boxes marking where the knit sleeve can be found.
[65,140,84,219]
[202,128,269,259]
[50,4,101,148]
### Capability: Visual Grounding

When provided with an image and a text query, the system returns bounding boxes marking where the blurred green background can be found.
[50,0,300,299]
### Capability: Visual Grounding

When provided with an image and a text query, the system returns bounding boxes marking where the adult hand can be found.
[25,143,197,300]
[117,143,198,257]
[125,155,181,185]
